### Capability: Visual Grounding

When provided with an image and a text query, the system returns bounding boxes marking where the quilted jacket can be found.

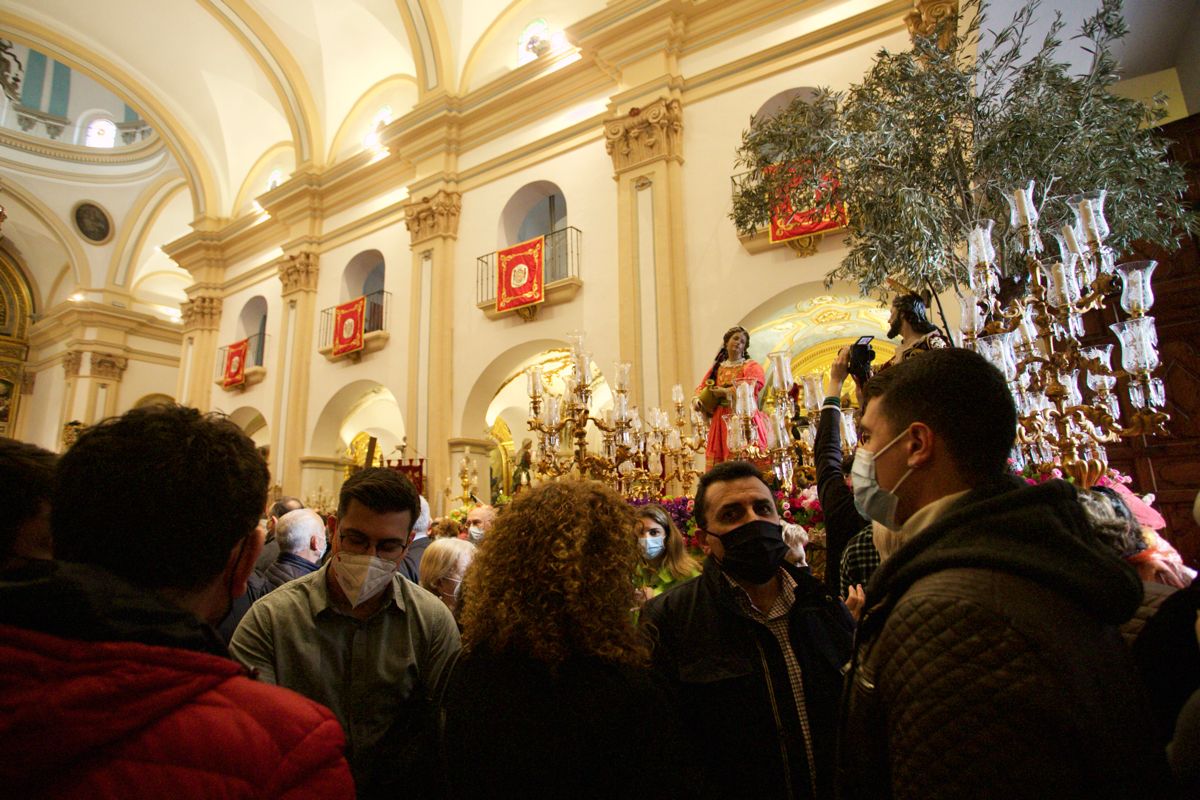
[0,562,354,799]
[838,477,1173,800]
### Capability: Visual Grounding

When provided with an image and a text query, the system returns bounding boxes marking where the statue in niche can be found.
[693,325,769,470]
[512,438,533,493]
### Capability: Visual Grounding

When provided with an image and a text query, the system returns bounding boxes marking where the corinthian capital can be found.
[278,250,320,294]
[403,190,462,245]
[89,352,129,382]
[63,350,83,378]
[181,294,223,331]
[604,98,683,174]
[905,0,958,46]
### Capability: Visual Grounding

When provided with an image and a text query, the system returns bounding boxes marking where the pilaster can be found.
[177,291,223,410]
[604,96,692,410]
[403,188,461,508]
[271,249,320,494]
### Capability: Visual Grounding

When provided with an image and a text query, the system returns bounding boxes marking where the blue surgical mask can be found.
[851,428,913,529]
[639,535,665,560]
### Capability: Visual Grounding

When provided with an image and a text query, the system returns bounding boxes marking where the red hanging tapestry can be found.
[223,339,249,388]
[496,236,545,314]
[333,296,366,356]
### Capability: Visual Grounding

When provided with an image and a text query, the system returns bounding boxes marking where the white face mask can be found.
[467,526,485,544]
[332,552,397,608]
[851,428,914,530]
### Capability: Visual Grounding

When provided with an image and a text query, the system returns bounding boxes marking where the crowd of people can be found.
[2,346,1200,798]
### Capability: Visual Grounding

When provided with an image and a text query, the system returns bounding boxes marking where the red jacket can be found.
[0,622,354,799]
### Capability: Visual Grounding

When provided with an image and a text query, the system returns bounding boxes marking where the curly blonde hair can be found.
[459,480,648,667]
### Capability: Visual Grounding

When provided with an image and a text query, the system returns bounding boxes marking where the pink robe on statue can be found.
[696,360,770,470]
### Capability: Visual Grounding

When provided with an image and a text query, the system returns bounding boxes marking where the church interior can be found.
[1,0,1198,549]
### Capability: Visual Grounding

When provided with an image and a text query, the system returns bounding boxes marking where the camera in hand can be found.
[848,335,876,384]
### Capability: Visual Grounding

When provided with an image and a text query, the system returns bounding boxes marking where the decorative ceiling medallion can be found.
[71,201,113,245]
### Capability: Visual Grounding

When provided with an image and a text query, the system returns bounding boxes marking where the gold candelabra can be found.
[525,332,708,498]
[961,186,1167,487]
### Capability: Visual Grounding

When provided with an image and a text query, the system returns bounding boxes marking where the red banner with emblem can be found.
[223,339,249,388]
[496,236,545,314]
[333,296,366,356]
[767,163,847,243]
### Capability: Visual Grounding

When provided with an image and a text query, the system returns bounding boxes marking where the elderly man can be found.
[231,468,460,799]
[643,459,854,799]
[255,495,304,572]
[838,348,1170,799]
[465,503,496,545]
[0,406,352,797]
[261,508,327,589]
[399,496,432,582]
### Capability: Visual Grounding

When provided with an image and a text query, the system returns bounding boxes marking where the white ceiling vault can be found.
[0,0,1195,320]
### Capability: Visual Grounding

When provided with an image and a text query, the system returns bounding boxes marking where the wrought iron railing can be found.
[318,289,391,350]
[215,332,269,380]
[476,226,581,306]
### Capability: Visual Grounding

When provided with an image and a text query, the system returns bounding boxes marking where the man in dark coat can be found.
[261,508,327,589]
[643,459,854,799]
[838,347,1171,800]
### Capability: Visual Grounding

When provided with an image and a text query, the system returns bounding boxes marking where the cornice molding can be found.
[29,301,185,349]
[277,250,319,294]
[403,189,461,244]
[0,125,164,165]
[604,97,683,173]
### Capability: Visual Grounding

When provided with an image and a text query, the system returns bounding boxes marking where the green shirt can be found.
[635,561,701,597]
[230,564,461,789]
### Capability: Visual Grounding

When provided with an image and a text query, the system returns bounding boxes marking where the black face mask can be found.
[713,519,788,584]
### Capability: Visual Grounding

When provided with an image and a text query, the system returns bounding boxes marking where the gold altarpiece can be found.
[0,251,33,438]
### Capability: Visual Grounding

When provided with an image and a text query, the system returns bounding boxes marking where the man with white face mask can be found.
[465,503,496,545]
[838,348,1170,800]
[232,468,460,799]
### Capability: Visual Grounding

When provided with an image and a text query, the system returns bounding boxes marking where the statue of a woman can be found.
[693,326,770,470]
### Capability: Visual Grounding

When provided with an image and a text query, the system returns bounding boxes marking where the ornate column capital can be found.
[90,352,128,382]
[604,97,683,174]
[403,190,462,245]
[905,0,958,45]
[180,294,223,332]
[20,370,34,395]
[278,250,320,294]
[63,350,83,378]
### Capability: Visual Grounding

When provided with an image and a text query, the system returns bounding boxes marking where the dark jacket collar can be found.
[274,552,319,574]
[0,561,229,657]
[864,476,1142,629]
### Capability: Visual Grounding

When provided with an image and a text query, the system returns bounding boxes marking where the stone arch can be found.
[133,393,174,408]
[460,337,568,437]
[498,180,567,248]
[228,404,270,448]
[341,249,385,301]
[310,379,405,457]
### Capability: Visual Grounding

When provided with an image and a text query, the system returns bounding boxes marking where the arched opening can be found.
[498,181,570,284]
[228,405,270,449]
[311,380,406,458]
[340,250,387,336]
[236,296,269,367]
[133,393,174,408]
[751,87,820,161]
[84,118,117,148]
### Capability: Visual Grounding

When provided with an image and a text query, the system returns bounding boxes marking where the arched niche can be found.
[751,87,821,163]
[236,295,269,367]
[498,180,567,247]
[228,405,269,448]
[341,249,386,300]
[310,379,405,457]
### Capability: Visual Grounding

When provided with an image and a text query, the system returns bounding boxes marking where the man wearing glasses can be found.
[232,468,460,799]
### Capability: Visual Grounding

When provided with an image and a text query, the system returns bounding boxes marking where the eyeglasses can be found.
[339,531,407,557]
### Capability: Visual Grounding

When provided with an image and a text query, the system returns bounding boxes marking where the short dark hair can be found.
[693,460,771,529]
[0,437,57,558]
[52,404,269,591]
[270,496,303,519]
[863,348,1016,483]
[338,467,419,531]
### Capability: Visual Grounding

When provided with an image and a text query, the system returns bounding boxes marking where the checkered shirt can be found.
[839,526,881,593]
[725,569,817,797]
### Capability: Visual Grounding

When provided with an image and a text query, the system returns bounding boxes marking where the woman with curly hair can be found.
[634,504,700,604]
[438,480,692,797]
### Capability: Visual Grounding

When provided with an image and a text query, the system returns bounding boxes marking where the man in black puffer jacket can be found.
[838,348,1172,800]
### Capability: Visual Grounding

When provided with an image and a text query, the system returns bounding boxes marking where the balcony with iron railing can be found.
[318,289,391,362]
[476,226,582,319]
[215,332,269,390]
